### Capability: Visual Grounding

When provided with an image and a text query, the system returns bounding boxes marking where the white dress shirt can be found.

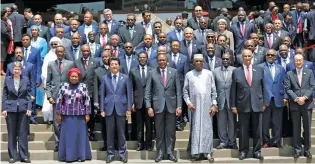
[84,24,93,37]
[100,34,108,46]
[172,52,179,65]
[139,65,147,78]
[111,72,120,83]
[208,56,216,70]
[72,46,80,60]
[89,42,96,55]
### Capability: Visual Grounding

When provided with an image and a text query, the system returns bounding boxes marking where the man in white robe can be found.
[183,54,217,161]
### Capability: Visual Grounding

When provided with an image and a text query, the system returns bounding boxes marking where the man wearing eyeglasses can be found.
[259,49,287,148]
[187,6,213,30]
[119,42,139,75]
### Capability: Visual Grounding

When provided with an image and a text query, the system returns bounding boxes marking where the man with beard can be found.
[135,34,157,62]
[94,51,111,151]
[64,19,86,45]
[119,42,139,74]
[87,31,102,58]
[212,53,237,150]
[65,33,82,61]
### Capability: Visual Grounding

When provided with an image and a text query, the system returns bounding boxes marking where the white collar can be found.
[112,72,119,77]
[139,65,147,69]
[160,67,167,72]
[24,46,31,50]
[243,64,252,69]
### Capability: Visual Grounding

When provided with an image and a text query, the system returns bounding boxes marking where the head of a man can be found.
[56,46,66,61]
[266,49,277,64]
[158,32,167,44]
[81,45,91,59]
[184,27,194,41]
[84,13,93,26]
[88,31,96,43]
[194,6,203,18]
[294,53,304,70]
[144,34,153,48]
[110,58,120,74]
[193,54,204,71]
[138,52,148,66]
[124,42,134,56]
[242,49,253,66]
[157,53,168,69]
[279,44,289,59]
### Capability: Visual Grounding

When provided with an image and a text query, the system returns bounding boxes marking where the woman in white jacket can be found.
[41,37,62,124]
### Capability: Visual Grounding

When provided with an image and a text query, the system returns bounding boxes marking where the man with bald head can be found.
[284,53,315,159]
[279,36,295,60]
[78,13,99,41]
[111,34,124,58]
[49,13,70,37]
[286,48,315,78]
[277,44,291,71]
[64,19,87,44]
[235,40,264,66]
[187,6,213,30]
[9,5,24,46]
[231,49,265,160]
[135,34,157,62]
[230,11,257,55]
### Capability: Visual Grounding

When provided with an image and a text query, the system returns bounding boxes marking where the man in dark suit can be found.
[119,42,138,74]
[304,7,315,65]
[286,48,315,74]
[27,15,50,41]
[179,27,202,68]
[282,13,296,42]
[212,53,237,149]
[230,11,257,55]
[187,6,213,30]
[64,19,86,45]
[135,34,157,62]
[130,51,154,151]
[100,57,132,163]
[193,17,211,45]
[93,51,111,151]
[87,31,102,58]
[46,46,74,152]
[49,14,70,37]
[167,18,184,42]
[75,45,99,141]
[250,33,267,57]
[236,40,264,67]
[78,13,99,38]
[203,43,222,71]
[96,23,111,48]
[264,23,281,50]
[9,5,24,47]
[65,33,82,61]
[145,53,182,163]
[263,6,284,25]
[152,21,162,44]
[153,32,170,53]
[273,19,289,39]
[111,34,125,58]
[168,40,188,131]
[23,8,34,28]
[290,2,306,47]
[118,13,145,47]
[277,44,292,72]
[277,37,295,60]
[260,49,287,148]
[284,53,315,159]
[101,9,120,35]
[230,49,265,160]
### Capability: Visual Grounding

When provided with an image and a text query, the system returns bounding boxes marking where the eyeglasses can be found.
[266,54,276,57]
[207,36,215,38]
[195,10,202,12]
[125,46,133,49]
[51,43,58,46]
[194,60,203,62]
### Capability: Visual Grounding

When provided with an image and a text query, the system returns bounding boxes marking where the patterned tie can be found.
[114,48,118,57]
[84,59,88,69]
[246,66,252,86]
[59,61,62,72]
[162,69,166,87]
[102,35,107,47]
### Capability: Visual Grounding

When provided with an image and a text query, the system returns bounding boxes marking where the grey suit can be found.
[46,59,74,146]
[118,25,145,47]
[284,68,315,154]
[145,67,182,156]
[60,37,72,48]
[213,66,236,147]
[236,53,264,67]
[193,29,209,45]
[8,12,25,43]
[27,25,51,41]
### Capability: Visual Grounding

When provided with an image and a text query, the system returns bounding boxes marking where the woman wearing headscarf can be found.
[1,10,12,76]
[56,68,92,162]
[30,25,48,108]
[2,61,33,163]
[41,37,62,124]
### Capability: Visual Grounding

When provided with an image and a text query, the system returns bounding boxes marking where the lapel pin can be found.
[91,62,93,64]
[134,31,136,33]
[253,69,256,71]
[304,72,306,74]
[121,76,123,79]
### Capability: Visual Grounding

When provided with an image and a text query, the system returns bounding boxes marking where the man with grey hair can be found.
[111,34,125,58]
[49,13,70,37]
[183,53,217,161]
[102,8,120,35]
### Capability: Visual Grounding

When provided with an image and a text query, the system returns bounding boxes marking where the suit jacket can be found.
[112,46,125,58]
[87,42,103,58]
[167,30,184,42]
[2,76,32,112]
[284,68,315,110]
[93,65,108,105]
[95,34,111,47]
[100,73,132,116]
[46,59,74,99]
[6,62,35,96]
[264,33,281,50]
[286,60,314,75]
[263,13,284,25]
[60,37,72,48]
[65,46,83,61]
[1,20,11,46]
[273,30,289,39]
[145,67,182,113]
[282,22,296,42]
[78,24,99,35]
[230,65,265,112]
[215,30,235,53]
[49,25,70,37]
[187,17,213,30]
[203,55,222,70]
[230,22,257,54]
[179,39,202,63]
[277,48,295,60]
[167,53,188,87]
[193,29,210,45]
[290,10,306,32]
[304,10,315,40]
[26,16,34,28]
[130,65,153,109]
[8,12,25,42]
[235,53,264,67]
[152,42,171,53]
[148,59,176,69]
[135,46,157,62]
[101,19,120,35]
[259,62,287,107]
[118,24,145,47]
[212,66,235,110]
[64,31,87,45]
[27,25,50,41]
[137,21,154,35]
[119,55,139,75]
[23,46,41,83]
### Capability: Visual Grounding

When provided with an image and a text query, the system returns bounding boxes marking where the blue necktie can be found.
[112,75,117,91]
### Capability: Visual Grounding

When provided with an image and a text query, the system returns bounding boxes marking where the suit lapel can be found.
[293,69,300,87]
[264,64,273,80]
[115,74,123,91]
[8,77,18,96]
[106,73,115,92]
[18,77,25,94]
[165,68,172,88]
[241,66,250,86]
[156,68,164,87]
[301,69,307,87]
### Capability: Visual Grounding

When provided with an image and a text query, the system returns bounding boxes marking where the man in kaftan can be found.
[183,54,218,161]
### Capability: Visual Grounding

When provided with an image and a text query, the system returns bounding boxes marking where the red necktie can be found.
[268,34,273,48]
[246,66,252,86]
[241,24,245,37]
[84,60,88,69]
[162,69,166,87]
[102,35,107,47]
[114,48,118,57]
[59,61,62,72]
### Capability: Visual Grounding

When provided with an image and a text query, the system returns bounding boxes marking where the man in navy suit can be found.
[168,40,188,130]
[179,27,202,68]
[119,42,139,74]
[78,13,99,40]
[135,34,157,62]
[260,49,287,148]
[100,57,132,163]
[230,11,257,55]
[49,14,70,37]
[87,31,102,58]
[277,44,292,71]
[290,2,306,47]
[64,19,86,45]
[118,14,145,47]
[286,48,315,75]
[167,18,184,42]
[101,9,120,35]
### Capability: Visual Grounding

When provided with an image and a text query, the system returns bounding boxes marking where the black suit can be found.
[230,65,265,155]
[130,65,153,148]
[284,68,315,154]
[75,57,99,138]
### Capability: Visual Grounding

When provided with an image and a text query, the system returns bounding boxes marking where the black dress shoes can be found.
[89,136,96,141]
[190,154,200,161]
[229,144,238,149]
[99,147,107,151]
[168,154,178,162]
[239,152,246,160]
[106,157,114,163]
[304,152,312,159]
[155,154,164,163]
[216,143,227,149]
[253,152,264,160]
[9,158,16,164]
[120,157,128,163]
[54,146,58,152]
[294,153,300,159]
[21,159,31,163]
[136,143,144,151]
[176,126,184,131]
